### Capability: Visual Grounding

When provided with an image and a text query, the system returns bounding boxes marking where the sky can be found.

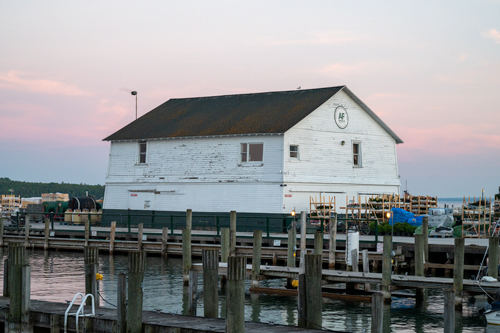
[0,1,499,198]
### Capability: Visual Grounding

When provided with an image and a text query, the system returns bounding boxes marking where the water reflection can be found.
[0,249,490,332]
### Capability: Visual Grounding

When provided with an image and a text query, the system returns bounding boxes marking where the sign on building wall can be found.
[129,192,155,210]
[334,106,349,129]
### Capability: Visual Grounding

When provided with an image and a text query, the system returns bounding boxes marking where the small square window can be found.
[290,145,299,159]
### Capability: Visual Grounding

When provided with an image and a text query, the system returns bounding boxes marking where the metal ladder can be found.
[64,293,95,333]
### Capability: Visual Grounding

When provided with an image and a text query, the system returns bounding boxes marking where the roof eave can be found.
[341,86,404,144]
[103,132,285,143]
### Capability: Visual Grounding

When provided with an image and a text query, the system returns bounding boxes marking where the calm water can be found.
[0,248,497,332]
[438,197,464,208]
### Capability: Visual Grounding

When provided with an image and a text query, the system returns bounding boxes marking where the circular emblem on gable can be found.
[334,106,349,129]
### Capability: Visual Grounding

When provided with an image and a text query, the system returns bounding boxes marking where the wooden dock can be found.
[192,262,500,295]
[1,222,494,275]
[0,297,323,332]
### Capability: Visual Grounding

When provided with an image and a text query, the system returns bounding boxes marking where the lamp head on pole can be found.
[131,91,138,119]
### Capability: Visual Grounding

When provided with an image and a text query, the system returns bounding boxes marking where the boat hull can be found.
[485,309,500,325]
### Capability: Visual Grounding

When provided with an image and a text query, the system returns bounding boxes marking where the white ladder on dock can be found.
[64,293,95,333]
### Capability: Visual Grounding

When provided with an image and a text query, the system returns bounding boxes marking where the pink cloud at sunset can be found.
[0,1,498,196]
[0,71,92,96]
[397,124,500,158]
[482,28,500,43]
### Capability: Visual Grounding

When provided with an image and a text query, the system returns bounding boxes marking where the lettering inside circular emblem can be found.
[335,106,349,129]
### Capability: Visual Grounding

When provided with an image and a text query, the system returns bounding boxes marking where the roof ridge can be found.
[169,86,345,101]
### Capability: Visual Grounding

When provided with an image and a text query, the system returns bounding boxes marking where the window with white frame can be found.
[139,141,147,164]
[290,145,299,159]
[353,142,361,167]
[240,143,263,162]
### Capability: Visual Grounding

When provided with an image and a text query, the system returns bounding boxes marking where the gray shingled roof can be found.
[103,86,403,144]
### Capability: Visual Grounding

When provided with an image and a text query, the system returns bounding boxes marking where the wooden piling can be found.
[185,208,192,230]
[314,231,323,256]
[371,292,383,333]
[84,246,99,307]
[182,228,192,286]
[287,221,296,268]
[351,249,358,272]
[50,314,61,333]
[444,290,455,333]
[3,259,9,297]
[415,235,424,277]
[109,221,116,254]
[415,234,425,304]
[138,223,144,251]
[252,230,262,287]
[329,215,337,269]
[346,249,358,292]
[422,216,429,263]
[381,235,392,304]
[44,219,50,251]
[453,237,464,310]
[220,227,229,289]
[287,222,297,288]
[362,249,370,291]
[25,216,30,247]
[188,270,198,316]
[85,220,90,247]
[304,254,322,329]
[21,265,32,333]
[226,256,246,333]
[8,242,27,332]
[489,236,499,279]
[0,218,4,247]
[117,273,126,333]
[229,211,237,257]
[161,227,168,259]
[300,211,307,252]
[299,211,307,273]
[127,251,145,333]
[298,273,307,328]
[221,228,230,263]
[182,210,193,285]
[202,249,219,318]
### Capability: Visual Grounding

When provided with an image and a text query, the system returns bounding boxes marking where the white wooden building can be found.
[103,86,403,215]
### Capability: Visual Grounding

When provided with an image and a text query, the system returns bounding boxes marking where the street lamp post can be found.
[131,91,137,120]
[386,211,395,258]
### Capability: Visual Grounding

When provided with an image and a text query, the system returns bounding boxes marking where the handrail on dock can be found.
[64,292,95,333]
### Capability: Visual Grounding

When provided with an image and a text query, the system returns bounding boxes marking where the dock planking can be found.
[192,263,500,295]
[0,297,322,332]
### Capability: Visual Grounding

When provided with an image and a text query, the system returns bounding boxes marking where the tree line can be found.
[0,177,105,199]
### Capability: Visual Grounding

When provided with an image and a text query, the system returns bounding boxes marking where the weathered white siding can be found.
[282,89,400,213]
[104,135,285,213]
[104,89,401,215]
[104,182,283,213]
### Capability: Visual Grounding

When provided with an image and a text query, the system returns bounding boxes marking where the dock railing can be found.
[7,209,379,243]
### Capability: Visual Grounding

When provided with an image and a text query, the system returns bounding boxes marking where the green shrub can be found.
[378,223,390,233]
[369,221,376,230]
[394,222,405,232]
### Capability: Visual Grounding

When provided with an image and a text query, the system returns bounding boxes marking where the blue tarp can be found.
[388,208,423,227]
